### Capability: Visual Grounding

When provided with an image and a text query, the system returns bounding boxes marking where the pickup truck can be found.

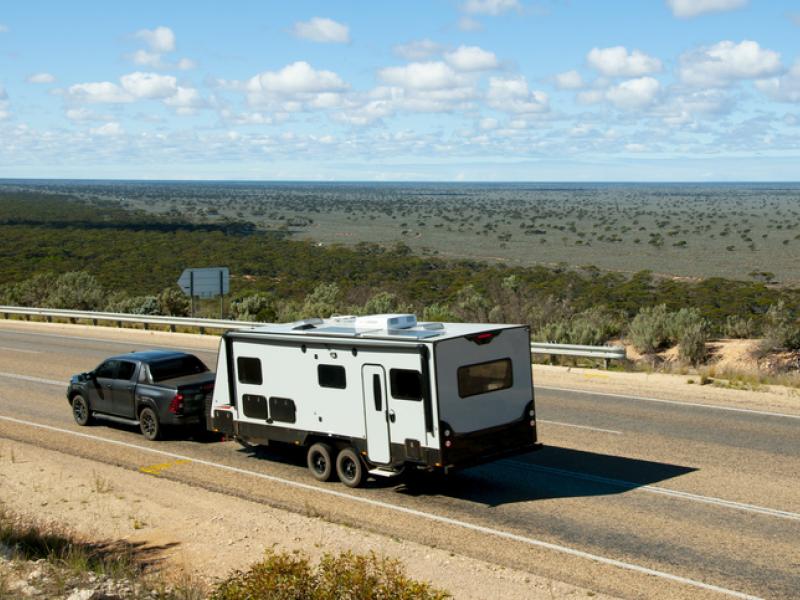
[67,350,215,440]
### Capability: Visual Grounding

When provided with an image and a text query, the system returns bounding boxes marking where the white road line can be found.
[0,372,63,386]
[0,414,762,600]
[537,385,800,420]
[536,419,622,435]
[0,329,217,353]
[505,461,800,522]
[0,346,41,354]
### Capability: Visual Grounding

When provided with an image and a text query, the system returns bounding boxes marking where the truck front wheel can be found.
[336,447,364,488]
[139,407,162,441]
[71,395,92,426]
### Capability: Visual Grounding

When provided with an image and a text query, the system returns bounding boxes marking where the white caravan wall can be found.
[434,328,532,433]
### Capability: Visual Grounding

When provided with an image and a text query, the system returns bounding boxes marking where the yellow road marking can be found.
[139,459,190,475]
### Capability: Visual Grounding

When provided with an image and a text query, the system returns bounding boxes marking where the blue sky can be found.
[1,0,799,180]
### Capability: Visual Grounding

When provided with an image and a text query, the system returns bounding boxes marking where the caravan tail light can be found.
[467,331,500,345]
[169,393,185,414]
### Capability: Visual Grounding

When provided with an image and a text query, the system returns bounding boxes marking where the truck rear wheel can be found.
[71,395,93,426]
[139,407,162,441]
[336,447,364,488]
[307,443,335,482]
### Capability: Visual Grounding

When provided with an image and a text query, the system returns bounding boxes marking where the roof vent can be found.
[355,314,417,331]
[292,317,324,330]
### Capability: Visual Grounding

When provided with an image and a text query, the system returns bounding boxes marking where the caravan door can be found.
[362,364,391,464]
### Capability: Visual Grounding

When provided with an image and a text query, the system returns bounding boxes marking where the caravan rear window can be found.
[237,357,263,385]
[457,359,513,398]
[390,369,422,401]
[318,365,346,389]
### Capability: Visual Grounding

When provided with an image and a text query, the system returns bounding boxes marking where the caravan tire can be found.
[335,448,364,488]
[307,443,335,482]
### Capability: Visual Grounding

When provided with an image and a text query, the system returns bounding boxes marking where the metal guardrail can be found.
[0,306,247,333]
[0,306,627,364]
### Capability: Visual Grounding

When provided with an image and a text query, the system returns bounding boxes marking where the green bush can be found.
[231,293,278,322]
[533,306,623,346]
[157,287,190,317]
[723,315,759,338]
[301,283,342,319]
[212,549,449,600]
[105,294,160,315]
[760,301,800,352]
[44,271,106,311]
[628,304,672,354]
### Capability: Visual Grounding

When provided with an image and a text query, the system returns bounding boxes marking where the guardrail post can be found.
[3,311,8,319]
[603,358,609,370]
[116,320,122,328]
[91,318,97,326]
[199,326,206,335]
[25,314,30,321]
[143,322,149,331]
[169,324,176,333]
[45,315,52,323]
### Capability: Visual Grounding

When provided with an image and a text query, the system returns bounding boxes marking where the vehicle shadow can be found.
[395,445,698,507]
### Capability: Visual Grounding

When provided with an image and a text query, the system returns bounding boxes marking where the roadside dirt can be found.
[0,440,614,599]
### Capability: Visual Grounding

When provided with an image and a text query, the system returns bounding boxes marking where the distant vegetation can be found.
[1,190,799,357]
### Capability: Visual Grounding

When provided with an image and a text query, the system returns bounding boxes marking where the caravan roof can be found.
[237,314,523,343]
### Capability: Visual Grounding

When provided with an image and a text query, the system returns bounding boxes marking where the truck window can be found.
[318,365,346,389]
[117,361,136,381]
[390,369,422,401]
[236,357,263,385]
[457,358,513,398]
[95,361,117,379]
[149,355,209,382]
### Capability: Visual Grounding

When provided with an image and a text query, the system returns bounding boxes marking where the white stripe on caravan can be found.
[537,385,800,420]
[0,414,761,600]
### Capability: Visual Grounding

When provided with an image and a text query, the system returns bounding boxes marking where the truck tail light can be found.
[169,393,184,414]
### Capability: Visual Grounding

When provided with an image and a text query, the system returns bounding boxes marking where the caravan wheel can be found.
[307,443,335,482]
[335,448,364,488]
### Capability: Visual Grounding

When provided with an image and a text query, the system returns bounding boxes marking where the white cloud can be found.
[394,39,442,61]
[605,76,661,109]
[457,16,484,31]
[251,61,347,95]
[577,89,604,105]
[487,76,549,113]
[292,17,350,43]
[0,86,8,120]
[555,70,583,90]
[379,61,468,90]
[587,46,662,77]
[120,72,177,99]
[479,117,498,130]
[164,86,206,114]
[679,40,781,87]
[0,24,8,33]
[625,143,647,152]
[135,26,176,53]
[462,0,520,15]
[67,81,134,103]
[756,61,800,102]
[27,73,56,84]
[666,0,747,19]
[90,122,124,136]
[444,45,499,71]
[177,58,196,70]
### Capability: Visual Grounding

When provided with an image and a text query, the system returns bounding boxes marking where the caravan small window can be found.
[237,357,263,385]
[318,365,346,389]
[457,358,513,398]
[390,369,422,401]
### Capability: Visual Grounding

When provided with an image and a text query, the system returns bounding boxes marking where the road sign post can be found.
[178,267,230,319]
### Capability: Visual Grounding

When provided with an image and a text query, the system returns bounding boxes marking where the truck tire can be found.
[336,447,364,488]
[71,395,93,426]
[139,407,162,441]
[307,443,335,482]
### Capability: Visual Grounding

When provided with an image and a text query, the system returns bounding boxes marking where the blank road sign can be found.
[177,267,230,298]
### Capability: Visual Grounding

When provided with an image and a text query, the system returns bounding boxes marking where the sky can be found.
[1,0,799,181]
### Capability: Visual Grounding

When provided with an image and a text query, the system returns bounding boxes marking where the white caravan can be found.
[208,314,540,487]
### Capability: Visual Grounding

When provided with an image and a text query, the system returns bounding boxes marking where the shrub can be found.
[230,293,278,322]
[628,304,671,354]
[421,303,457,322]
[212,549,449,600]
[157,287,190,317]
[302,283,342,319]
[723,315,759,339]
[45,271,106,311]
[106,294,160,315]
[760,301,800,352]
[360,291,412,316]
[676,319,708,365]
[453,285,491,322]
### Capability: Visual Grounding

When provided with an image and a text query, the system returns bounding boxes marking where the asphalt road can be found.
[0,324,798,599]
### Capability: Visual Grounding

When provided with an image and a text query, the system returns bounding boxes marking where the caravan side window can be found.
[318,365,346,389]
[457,358,513,398]
[390,369,422,401]
[237,357,263,385]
